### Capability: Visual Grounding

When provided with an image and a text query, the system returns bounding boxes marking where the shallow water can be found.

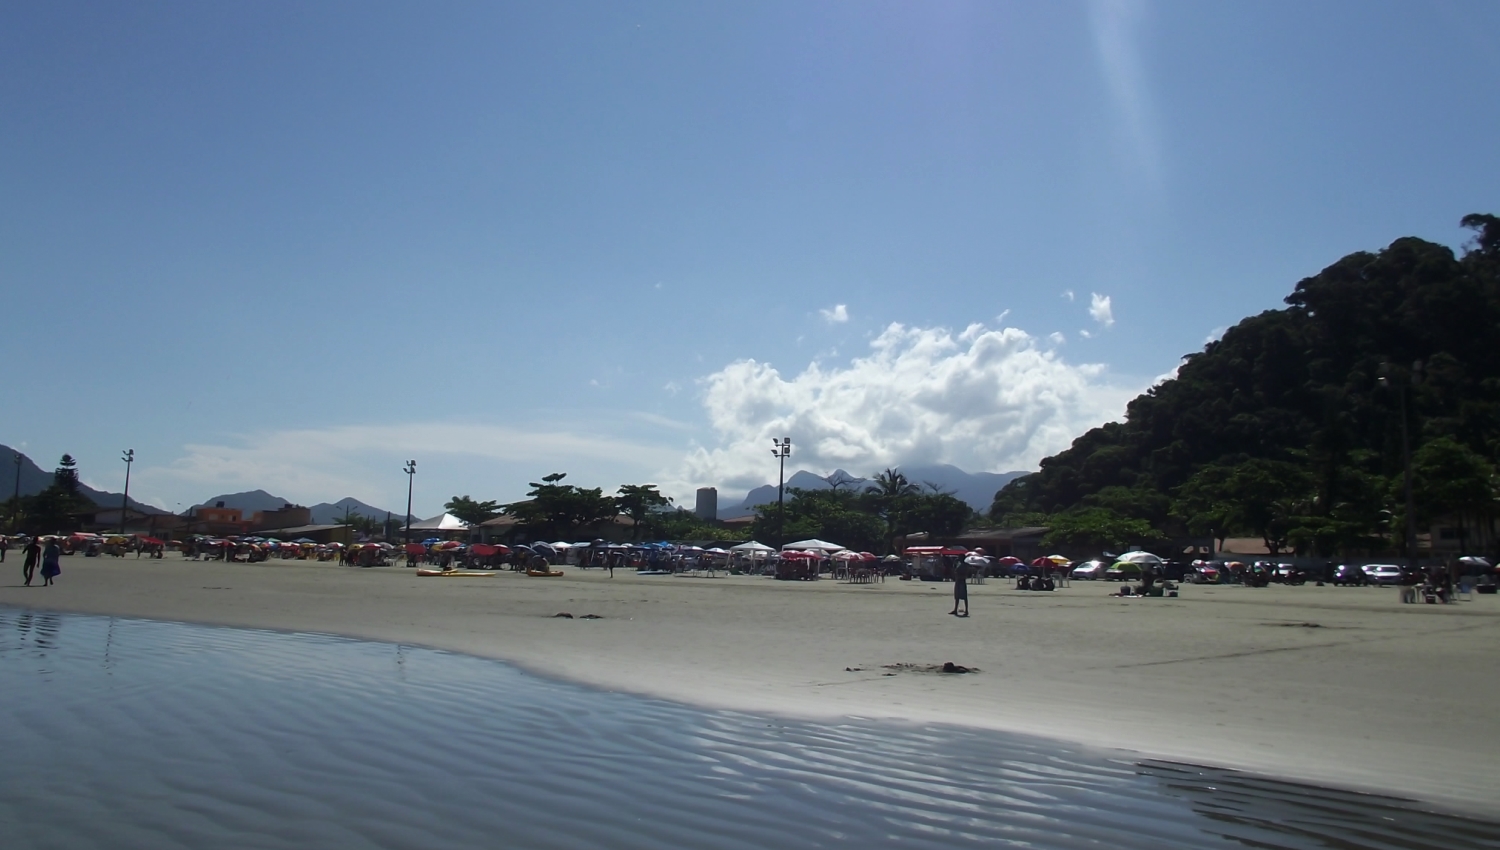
[0,608,1494,849]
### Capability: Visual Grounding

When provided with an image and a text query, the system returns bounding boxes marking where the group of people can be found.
[0,536,62,586]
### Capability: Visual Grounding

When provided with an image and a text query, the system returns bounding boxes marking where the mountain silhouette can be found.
[718,464,1028,518]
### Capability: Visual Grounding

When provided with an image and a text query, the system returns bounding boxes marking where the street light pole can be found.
[1380,361,1422,568]
[403,460,417,545]
[771,438,791,548]
[11,452,21,533]
[119,449,134,535]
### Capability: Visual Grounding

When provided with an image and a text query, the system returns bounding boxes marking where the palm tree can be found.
[866,469,920,552]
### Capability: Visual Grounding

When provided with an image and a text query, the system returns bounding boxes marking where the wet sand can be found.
[3,555,1497,815]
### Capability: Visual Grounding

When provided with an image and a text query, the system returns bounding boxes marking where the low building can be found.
[252,504,312,532]
[899,526,1050,560]
[83,507,187,539]
[477,513,639,544]
[261,524,351,545]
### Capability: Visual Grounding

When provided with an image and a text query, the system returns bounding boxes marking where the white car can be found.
[1363,564,1403,586]
[1070,560,1108,580]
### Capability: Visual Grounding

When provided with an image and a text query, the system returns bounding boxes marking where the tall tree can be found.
[502,474,618,540]
[864,468,919,551]
[444,495,501,526]
[54,454,81,495]
[616,484,672,539]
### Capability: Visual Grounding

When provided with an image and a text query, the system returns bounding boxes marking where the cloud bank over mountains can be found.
[674,320,1142,496]
[126,320,1144,511]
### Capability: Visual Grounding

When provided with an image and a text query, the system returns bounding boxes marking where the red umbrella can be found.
[998,556,1022,566]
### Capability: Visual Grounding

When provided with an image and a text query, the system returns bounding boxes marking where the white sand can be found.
[4,555,1497,814]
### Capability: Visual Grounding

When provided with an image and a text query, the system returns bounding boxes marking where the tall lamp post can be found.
[403,459,417,545]
[1379,361,1422,567]
[771,437,791,548]
[119,449,134,535]
[10,452,21,533]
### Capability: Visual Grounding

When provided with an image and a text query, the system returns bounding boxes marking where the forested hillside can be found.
[990,214,1500,557]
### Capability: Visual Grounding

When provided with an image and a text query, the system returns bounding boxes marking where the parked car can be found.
[1331,564,1367,586]
[1363,564,1404,585]
[1070,560,1108,580]
[1105,561,1142,581]
[1188,562,1221,584]
[1273,563,1306,585]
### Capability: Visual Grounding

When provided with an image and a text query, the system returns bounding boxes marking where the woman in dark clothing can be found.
[22,539,41,586]
[40,539,61,586]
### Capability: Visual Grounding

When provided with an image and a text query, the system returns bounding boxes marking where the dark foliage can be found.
[992,215,1500,556]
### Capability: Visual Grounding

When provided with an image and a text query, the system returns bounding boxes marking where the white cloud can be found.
[819,304,850,324]
[1079,329,1094,339]
[670,321,1140,494]
[1062,290,1075,302]
[663,380,682,395]
[143,422,682,513]
[1090,0,1161,183]
[1089,292,1115,327]
[1204,325,1228,345]
[1048,332,1067,345]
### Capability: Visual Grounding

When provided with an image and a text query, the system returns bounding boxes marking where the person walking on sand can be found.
[0,535,8,563]
[40,538,61,587]
[22,538,41,586]
[950,557,970,617]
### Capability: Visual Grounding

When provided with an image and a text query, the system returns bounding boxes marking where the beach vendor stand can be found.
[903,546,968,581]
[775,550,821,581]
[728,540,776,574]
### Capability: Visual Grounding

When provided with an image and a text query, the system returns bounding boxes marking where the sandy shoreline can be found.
[3,555,1497,815]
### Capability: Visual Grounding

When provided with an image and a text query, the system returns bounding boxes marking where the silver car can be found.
[1070,560,1108,580]
[1363,564,1403,586]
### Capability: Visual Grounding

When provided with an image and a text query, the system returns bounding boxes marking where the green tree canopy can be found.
[615,484,672,539]
[502,473,617,540]
[444,495,501,526]
[992,213,1500,557]
[1041,507,1164,554]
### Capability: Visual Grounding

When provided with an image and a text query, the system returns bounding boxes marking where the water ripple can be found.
[0,608,1495,850]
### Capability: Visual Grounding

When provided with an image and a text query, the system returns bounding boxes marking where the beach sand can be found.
[3,556,1496,814]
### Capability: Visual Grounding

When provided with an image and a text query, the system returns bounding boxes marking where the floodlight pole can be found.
[772,438,791,548]
[119,449,134,535]
[403,460,417,545]
[11,453,21,533]
[1379,361,1422,568]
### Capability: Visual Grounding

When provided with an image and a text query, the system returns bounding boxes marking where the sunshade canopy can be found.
[407,513,470,531]
[782,538,845,552]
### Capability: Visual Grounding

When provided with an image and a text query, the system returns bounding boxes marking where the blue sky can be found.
[3,0,1497,516]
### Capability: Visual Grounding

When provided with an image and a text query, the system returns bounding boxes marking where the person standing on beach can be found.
[22,538,41,586]
[950,557,970,617]
[40,538,61,586]
[0,535,8,562]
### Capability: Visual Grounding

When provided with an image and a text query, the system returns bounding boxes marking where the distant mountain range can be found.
[194,490,397,524]
[1,445,166,515]
[718,464,1029,518]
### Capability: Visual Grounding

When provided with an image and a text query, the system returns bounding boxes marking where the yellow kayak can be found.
[416,569,497,578]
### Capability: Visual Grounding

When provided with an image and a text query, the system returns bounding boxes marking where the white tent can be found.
[781,538,845,552]
[729,541,776,553]
[1118,551,1163,565]
[405,513,470,532]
